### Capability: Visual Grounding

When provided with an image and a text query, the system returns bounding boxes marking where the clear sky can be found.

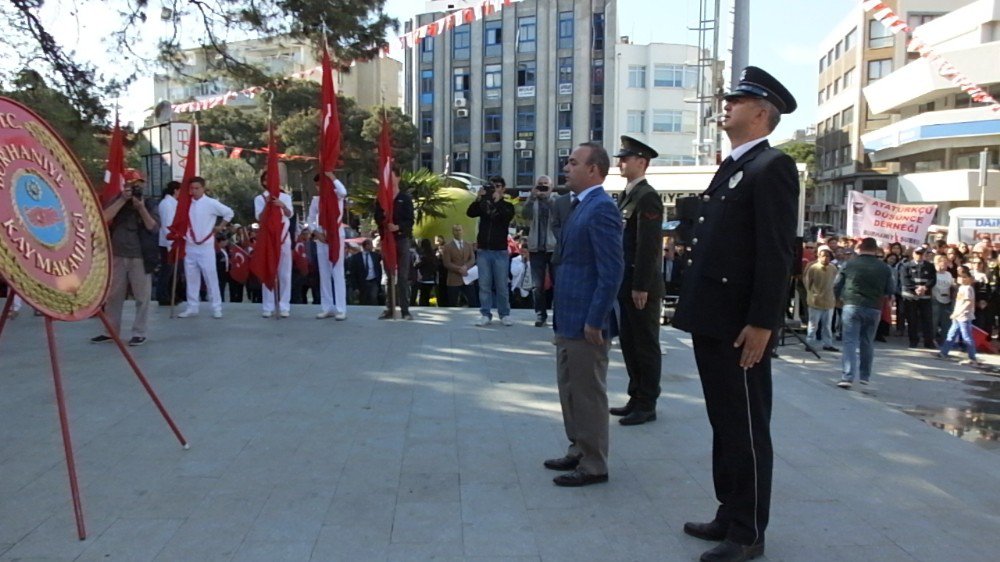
[384,0,864,140]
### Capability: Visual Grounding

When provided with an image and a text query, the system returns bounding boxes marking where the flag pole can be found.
[266,91,282,320]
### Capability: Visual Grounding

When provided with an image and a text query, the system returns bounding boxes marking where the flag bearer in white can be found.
[308,171,348,320]
[255,172,294,318]
[179,177,234,319]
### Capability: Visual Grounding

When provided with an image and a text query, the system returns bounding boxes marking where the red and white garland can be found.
[172,66,324,114]
[862,0,1000,112]
[399,0,522,49]
[200,141,317,162]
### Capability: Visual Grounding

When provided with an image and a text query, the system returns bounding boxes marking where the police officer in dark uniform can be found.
[609,136,664,426]
[672,67,799,562]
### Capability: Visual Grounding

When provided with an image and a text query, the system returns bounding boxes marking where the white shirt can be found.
[573,184,603,205]
[729,136,769,162]
[306,179,347,235]
[187,195,234,247]
[254,191,294,241]
[158,194,177,248]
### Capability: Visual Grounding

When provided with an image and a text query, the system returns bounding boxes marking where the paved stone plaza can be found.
[1,303,999,561]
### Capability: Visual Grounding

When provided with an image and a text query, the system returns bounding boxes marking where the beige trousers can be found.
[555,335,611,475]
[105,256,152,338]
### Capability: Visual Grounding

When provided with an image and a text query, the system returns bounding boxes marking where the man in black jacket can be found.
[374,163,415,319]
[672,67,799,562]
[467,176,516,326]
[92,169,160,346]
[349,239,383,305]
[609,136,664,426]
[900,247,936,348]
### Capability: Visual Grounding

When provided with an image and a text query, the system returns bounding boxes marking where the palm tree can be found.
[351,168,452,226]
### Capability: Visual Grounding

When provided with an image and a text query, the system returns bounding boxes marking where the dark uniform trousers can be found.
[693,334,772,546]
[619,293,662,410]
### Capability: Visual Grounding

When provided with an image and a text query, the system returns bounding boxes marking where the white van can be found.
[946,207,1000,244]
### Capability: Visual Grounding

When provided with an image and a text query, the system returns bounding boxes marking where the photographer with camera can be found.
[467,175,516,326]
[521,175,557,327]
[92,168,160,346]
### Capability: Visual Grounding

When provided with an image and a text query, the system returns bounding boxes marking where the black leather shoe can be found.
[699,540,764,562]
[543,456,579,471]
[609,403,633,416]
[552,470,608,487]
[822,346,840,352]
[619,409,656,426]
[683,520,728,542]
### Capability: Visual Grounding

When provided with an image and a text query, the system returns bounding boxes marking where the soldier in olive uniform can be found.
[609,136,664,426]
[672,67,799,562]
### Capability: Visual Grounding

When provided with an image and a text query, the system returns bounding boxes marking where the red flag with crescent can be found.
[377,115,397,273]
[100,115,125,207]
[228,244,250,284]
[249,122,283,290]
[318,44,343,264]
[166,123,198,263]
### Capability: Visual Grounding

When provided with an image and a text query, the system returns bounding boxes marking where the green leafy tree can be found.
[1,69,107,185]
[352,169,451,228]
[200,154,260,225]
[1,0,397,122]
[361,106,419,172]
[779,141,817,190]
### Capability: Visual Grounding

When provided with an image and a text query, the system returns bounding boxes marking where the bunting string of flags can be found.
[861,0,1000,112]
[199,141,317,162]
[399,0,522,50]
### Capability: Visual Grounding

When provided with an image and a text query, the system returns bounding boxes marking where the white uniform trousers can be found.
[261,240,292,314]
[184,244,222,314]
[317,236,346,315]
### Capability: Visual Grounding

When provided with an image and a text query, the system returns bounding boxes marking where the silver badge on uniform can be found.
[728,171,744,189]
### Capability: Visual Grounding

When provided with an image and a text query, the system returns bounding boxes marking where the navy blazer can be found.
[553,186,625,339]
[673,141,799,341]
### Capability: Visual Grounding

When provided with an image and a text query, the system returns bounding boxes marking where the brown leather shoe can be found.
[552,470,608,487]
[683,520,728,541]
[542,456,579,471]
[699,539,764,562]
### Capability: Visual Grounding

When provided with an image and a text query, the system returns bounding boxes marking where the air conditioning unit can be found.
[557,148,571,157]
[455,151,469,160]
[520,150,534,158]
[558,102,572,112]
[513,140,528,149]
[453,98,467,108]
[455,108,469,118]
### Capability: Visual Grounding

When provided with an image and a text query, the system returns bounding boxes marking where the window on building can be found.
[558,11,574,50]
[453,115,470,144]
[826,49,833,66]
[843,67,854,88]
[653,155,696,166]
[592,13,605,50]
[517,61,536,87]
[517,154,534,187]
[841,146,852,167]
[558,106,572,130]
[627,110,645,133]
[862,179,887,201]
[420,152,433,171]
[628,65,646,88]
[825,85,831,101]
[484,20,502,58]
[907,13,941,29]
[834,77,841,95]
[518,16,537,53]
[654,64,683,87]
[558,57,573,85]
[867,58,892,83]
[557,155,569,186]
[591,103,604,141]
[841,106,854,126]
[844,27,857,51]
[914,160,943,172]
[819,57,825,73]
[453,27,471,60]
[835,39,843,59]
[832,113,841,129]
[420,111,433,140]
[483,108,502,143]
[818,90,825,105]
[484,151,501,178]
[420,69,433,105]
[453,67,470,94]
[516,106,535,135]
[484,64,502,91]
[652,110,682,133]
[868,19,893,48]
[420,36,434,63]
[452,152,470,174]
[592,59,604,96]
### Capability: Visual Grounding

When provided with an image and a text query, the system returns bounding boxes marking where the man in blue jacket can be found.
[542,142,624,487]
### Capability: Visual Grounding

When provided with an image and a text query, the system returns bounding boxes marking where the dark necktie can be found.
[571,195,580,210]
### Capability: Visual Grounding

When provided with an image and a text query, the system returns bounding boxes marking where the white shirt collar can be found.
[625,176,645,193]
[573,184,603,204]
[729,136,769,162]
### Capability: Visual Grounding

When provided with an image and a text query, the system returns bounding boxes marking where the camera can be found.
[535,184,550,192]
[481,183,495,196]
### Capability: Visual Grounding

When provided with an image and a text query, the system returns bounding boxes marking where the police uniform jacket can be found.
[619,179,664,297]
[672,141,799,342]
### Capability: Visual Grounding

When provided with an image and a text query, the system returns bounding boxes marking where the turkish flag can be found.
[293,241,310,276]
[376,115,397,273]
[318,44,343,264]
[100,116,125,206]
[166,123,198,263]
[249,123,283,290]
[229,244,250,284]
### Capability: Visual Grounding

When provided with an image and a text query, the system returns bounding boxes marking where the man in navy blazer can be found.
[543,142,624,487]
